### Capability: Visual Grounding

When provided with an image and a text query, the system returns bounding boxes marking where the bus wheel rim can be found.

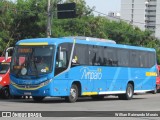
[127,87,132,97]
[70,88,76,99]
[4,89,9,97]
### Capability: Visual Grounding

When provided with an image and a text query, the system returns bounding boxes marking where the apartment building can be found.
[121,0,160,38]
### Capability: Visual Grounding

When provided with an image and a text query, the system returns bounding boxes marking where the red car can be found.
[156,65,160,93]
[0,57,11,98]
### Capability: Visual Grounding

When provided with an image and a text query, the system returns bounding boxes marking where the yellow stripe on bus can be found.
[19,42,48,45]
[12,84,42,90]
[146,72,157,76]
[82,92,98,96]
[11,81,44,90]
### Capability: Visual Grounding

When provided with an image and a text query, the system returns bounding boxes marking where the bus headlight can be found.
[10,80,16,85]
[40,79,52,87]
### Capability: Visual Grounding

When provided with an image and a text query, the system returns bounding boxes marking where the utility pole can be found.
[47,0,51,38]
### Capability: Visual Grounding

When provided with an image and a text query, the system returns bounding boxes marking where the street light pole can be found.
[47,0,51,38]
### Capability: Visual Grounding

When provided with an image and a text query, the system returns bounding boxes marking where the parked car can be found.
[0,57,11,98]
[155,65,160,93]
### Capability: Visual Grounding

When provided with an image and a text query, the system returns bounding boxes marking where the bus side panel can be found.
[53,65,157,96]
[133,66,156,92]
[53,67,94,96]
[57,66,128,95]
[51,77,70,96]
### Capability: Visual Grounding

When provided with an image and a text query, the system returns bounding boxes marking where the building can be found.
[106,12,121,22]
[121,0,160,38]
[155,0,160,38]
[108,12,121,18]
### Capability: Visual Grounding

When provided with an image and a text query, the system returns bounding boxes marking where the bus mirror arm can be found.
[5,52,8,61]
[5,47,14,60]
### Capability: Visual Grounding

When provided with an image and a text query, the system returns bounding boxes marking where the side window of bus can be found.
[139,51,148,68]
[72,44,89,66]
[89,46,105,66]
[130,51,139,67]
[58,50,66,67]
[117,49,129,67]
[89,45,97,65]
[55,43,71,76]
[96,46,104,66]
[56,47,67,68]
[104,47,118,66]
[148,52,156,67]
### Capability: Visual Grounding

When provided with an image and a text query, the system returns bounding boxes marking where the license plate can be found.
[24,92,31,95]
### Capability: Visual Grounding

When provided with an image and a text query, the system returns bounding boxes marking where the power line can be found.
[92,10,160,26]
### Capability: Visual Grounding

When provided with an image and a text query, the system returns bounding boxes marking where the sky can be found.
[11,0,121,16]
[85,0,121,16]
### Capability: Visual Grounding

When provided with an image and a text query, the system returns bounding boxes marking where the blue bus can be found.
[10,37,157,102]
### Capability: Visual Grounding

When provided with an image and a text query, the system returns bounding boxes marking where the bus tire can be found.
[118,94,124,100]
[124,83,134,100]
[152,86,157,94]
[65,84,78,103]
[32,96,45,102]
[119,83,133,100]
[1,87,10,99]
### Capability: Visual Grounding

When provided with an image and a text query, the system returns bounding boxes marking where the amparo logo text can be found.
[80,67,102,80]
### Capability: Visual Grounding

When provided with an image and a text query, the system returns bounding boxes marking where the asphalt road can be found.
[0,93,160,119]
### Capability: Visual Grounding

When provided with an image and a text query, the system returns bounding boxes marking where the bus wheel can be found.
[118,94,124,100]
[32,96,45,102]
[125,83,134,100]
[152,86,157,94]
[1,87,10,99]
[65,84,78,103]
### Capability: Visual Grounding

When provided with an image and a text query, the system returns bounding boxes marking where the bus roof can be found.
[16,37,155,52]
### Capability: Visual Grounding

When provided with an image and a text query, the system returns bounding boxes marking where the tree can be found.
[0,0,15,55]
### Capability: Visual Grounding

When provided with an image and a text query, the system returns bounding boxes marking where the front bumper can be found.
[9,83,51,97]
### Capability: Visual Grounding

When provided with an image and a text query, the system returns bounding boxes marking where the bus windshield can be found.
[0,63,10,74]
[10,45,55,77]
